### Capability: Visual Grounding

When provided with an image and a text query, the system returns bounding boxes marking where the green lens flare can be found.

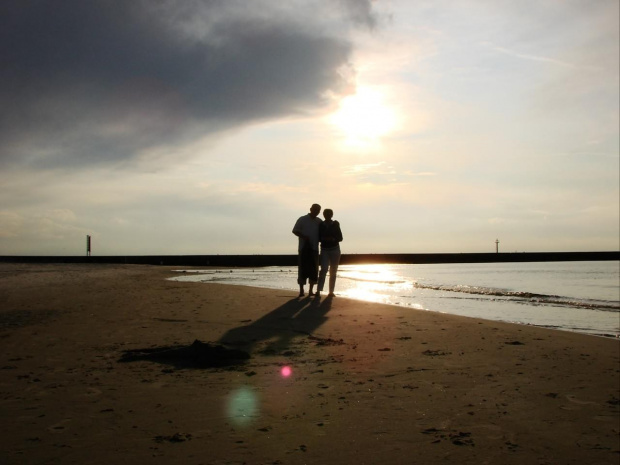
[226,386,259,426]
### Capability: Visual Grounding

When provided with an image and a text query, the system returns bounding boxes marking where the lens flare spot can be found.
[281,366,292,378]
[226,386,259,427]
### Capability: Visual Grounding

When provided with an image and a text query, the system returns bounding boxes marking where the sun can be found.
[330,86,399,148]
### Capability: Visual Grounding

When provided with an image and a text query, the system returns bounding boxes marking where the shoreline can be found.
[172,277,620,340]
[170,264,620,340]
[1,263,618,464]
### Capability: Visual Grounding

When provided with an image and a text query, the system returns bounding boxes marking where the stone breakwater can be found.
[0,251,618,267]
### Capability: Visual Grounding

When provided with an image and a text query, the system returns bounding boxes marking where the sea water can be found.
[170,261,620,337]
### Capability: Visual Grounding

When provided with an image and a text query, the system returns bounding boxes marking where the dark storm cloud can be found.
[0,0,378,168]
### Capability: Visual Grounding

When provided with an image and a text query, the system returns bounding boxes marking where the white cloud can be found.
[481,42,579,69]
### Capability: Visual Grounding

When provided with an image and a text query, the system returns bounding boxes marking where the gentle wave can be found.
[413,283,619,312]
[338,275,409,285]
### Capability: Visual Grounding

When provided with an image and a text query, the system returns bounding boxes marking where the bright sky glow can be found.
[330,86,400,149]
[0,1,618,255]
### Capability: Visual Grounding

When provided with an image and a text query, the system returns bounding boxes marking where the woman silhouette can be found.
[317,209,343,297]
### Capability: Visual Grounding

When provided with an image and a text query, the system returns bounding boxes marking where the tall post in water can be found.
[495,239,499,254]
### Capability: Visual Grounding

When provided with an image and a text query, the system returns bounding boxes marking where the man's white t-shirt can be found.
[293,214,322,252]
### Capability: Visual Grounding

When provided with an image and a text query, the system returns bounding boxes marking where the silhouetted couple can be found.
[292,203,343,298]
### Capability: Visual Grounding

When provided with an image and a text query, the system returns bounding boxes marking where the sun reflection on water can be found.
[337,264,413,303]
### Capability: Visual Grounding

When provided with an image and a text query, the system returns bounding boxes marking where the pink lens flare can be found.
[281,366,292,378]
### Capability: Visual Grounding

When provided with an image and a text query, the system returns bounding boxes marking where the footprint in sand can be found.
[48,419,72,432]
[565,395,597,405]
[85,387,102,397]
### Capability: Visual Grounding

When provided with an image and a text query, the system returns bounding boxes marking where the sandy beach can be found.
[1,263,618,464]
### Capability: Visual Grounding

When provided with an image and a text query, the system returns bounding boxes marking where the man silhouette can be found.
[292,203,322,297]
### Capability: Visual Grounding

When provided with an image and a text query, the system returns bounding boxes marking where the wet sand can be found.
[1,263,618,464]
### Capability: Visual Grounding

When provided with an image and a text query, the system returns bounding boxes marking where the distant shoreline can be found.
[1,251,618,267]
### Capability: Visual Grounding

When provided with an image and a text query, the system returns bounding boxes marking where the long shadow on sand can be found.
[117,296,333,369]
[218,295,334,355]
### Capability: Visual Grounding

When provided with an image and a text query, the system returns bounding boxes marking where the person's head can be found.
[323,209,333,220]
[310,204,321,217]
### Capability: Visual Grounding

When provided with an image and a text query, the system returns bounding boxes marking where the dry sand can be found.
[0,263,618,464]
